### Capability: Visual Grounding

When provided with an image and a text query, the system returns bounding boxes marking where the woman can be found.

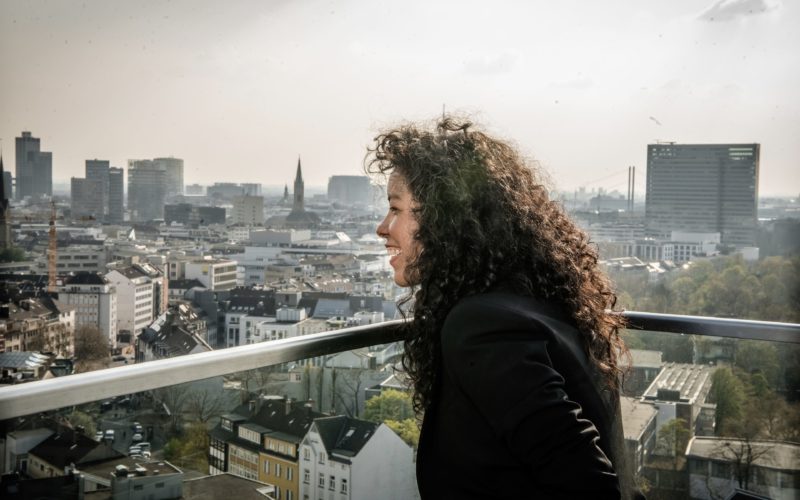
[369,117,642,499]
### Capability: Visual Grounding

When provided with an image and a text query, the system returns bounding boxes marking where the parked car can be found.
[131,422,143,433]
[128,445,141,455]
[94,431,104,441]
[137,442,151,451]
[131,433,143,442]
[104,429,115,441]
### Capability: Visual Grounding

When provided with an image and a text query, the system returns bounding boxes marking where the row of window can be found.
[263,459,294,481]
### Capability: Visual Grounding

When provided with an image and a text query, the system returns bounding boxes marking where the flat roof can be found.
[643,363,714,403]
[687,437,800,471]
[620,397,658,441]
[183,473,275,499]
[627,349,663,369]
[78,457,181,479]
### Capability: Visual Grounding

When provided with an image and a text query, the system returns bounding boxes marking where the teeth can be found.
[387,248,401,256]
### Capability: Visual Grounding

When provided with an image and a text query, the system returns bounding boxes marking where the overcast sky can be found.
[1,0,797,196]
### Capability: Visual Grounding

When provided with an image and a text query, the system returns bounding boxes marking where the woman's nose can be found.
[376,216,389,238]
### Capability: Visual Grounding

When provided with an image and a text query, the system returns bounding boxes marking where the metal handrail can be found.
[0,312,797,420]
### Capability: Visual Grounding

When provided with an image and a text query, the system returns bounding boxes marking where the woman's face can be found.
[376,172,422,287]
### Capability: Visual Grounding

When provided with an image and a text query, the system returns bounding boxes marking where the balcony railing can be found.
[0,312,798,421]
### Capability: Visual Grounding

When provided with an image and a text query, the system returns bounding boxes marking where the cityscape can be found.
[0,128,798,499]
[1,0,799,498]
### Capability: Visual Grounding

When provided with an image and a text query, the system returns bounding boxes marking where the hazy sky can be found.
[1,0,798,196]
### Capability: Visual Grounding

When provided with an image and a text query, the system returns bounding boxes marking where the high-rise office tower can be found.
[645,143,759,246]
[154,157,184,199]
[327,175,371,205]
[108,167,124,223]
[128,159,166,221]
[70,177,104,219]
[15,131,52,200]
[85,159,110,219]
[0,156,11,249]
[1,164,11,200]
[232,195,265,225]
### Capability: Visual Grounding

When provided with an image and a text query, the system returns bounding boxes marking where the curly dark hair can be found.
[366,116,628,415]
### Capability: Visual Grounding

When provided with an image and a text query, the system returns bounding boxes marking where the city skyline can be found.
[1,0,798,196]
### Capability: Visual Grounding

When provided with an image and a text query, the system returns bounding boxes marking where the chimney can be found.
[248,400,256,413]
[285,397,292,415]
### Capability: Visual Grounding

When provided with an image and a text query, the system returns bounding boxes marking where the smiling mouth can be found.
[386,247,401,256]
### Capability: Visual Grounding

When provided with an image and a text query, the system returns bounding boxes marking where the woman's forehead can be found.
[387,172,411,197]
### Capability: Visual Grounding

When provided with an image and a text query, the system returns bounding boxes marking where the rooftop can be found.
[183,473,275,499]
[642,362,714,404]
[687,436,800,471]
[78,456,181,479]
[620,396,658,441]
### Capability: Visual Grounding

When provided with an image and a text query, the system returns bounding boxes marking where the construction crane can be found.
[48,201,57,293]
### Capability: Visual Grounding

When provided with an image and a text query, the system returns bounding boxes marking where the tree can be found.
[154,384,191,433]
[163,422,209,473]
[710,367,745,434]
[712,438,774,492]
[65,409,97,436]
[73,325,110,372]
[735,341,780,389]
[332,367,366,417]
[655,418,690,458]
[186,387,225,423]
[363,390,414,423]
[0,247,26,263]
[384,418,420,450]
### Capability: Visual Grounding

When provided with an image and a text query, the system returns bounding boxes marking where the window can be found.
[318,472,325,487]
[341,479,348,494]
[318,452,326,465]
[275,462,282,477]
[155,482,165,488]
[264,459,270,474]
[134,485,144,491]
[711,461,731,478]
[304,469,310,484]
[287,467,293,481]
[287,491,293,500]
[303,447,310,460]
[329,475,335,491]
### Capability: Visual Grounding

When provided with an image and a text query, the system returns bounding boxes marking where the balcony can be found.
[1,312,798,499]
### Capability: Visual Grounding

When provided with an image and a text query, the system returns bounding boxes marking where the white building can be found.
[299,416,416,500]
[184,258,238,291]
[106,263,166,337]
[35,241,108,275]
[58,272,118,346]
[232,195,264,226]
[250,307,309,344]
[687,436,800,500]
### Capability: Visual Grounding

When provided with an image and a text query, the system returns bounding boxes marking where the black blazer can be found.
[416,291,641,499]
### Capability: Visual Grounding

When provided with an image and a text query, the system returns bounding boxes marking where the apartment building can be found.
[210,398,326,500]
[169,255,238,291]
[58,272,118,347]
[299,415,415,500]
[106,263,166,337]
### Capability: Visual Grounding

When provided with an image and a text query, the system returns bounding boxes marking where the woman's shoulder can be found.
[445,290,570,329]
[441,290,576,351]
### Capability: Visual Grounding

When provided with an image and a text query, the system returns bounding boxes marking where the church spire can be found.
[292,156,305,214]
[295,156,303,182]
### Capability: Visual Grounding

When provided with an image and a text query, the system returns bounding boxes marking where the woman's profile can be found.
[368,116,642,499]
